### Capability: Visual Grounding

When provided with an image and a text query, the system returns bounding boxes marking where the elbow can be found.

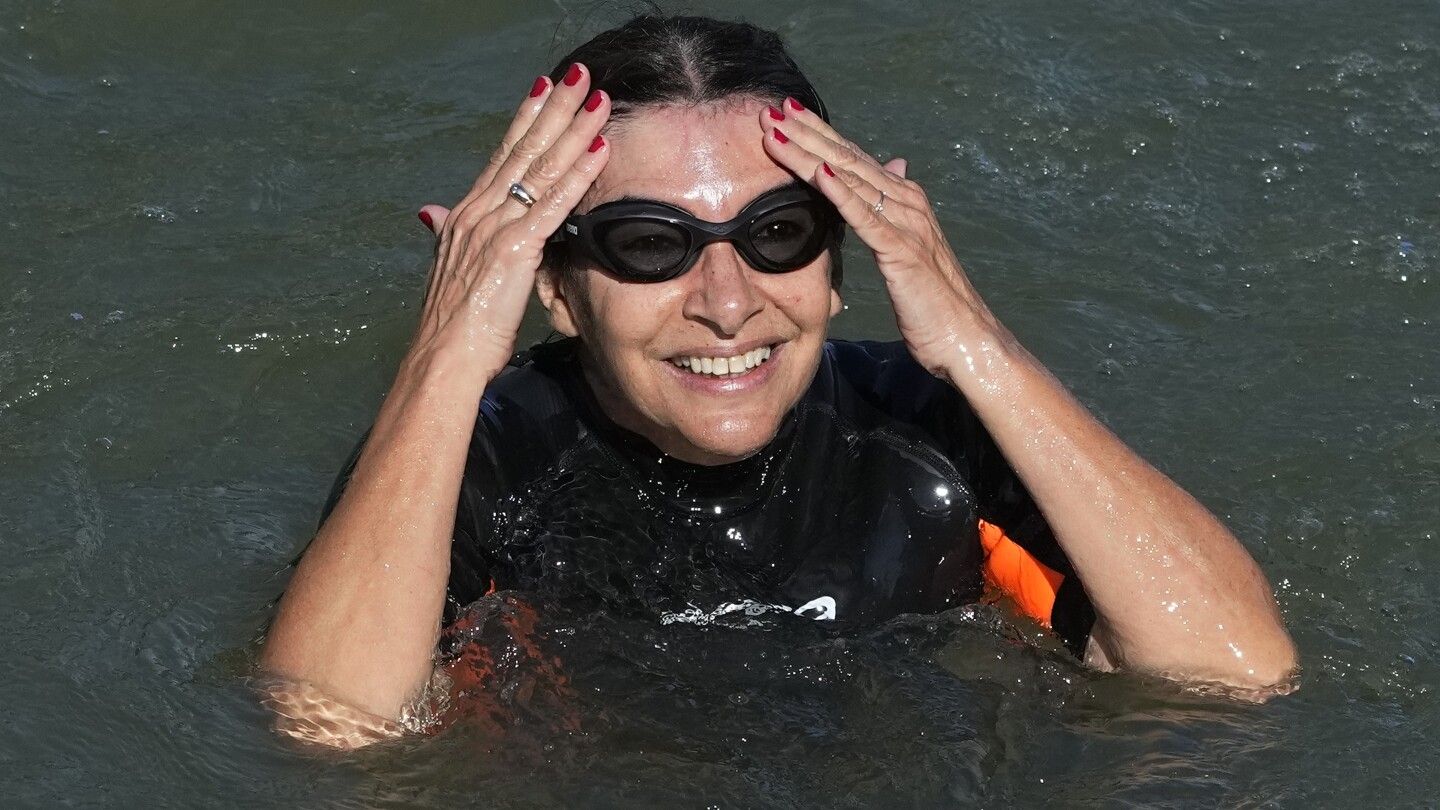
[1086,619,1301,699]
[256,676,406,751]
[1231,636,1301,698]
[1208,611,1301,697]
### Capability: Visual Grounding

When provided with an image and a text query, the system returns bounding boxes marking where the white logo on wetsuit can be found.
[659,595,838,626]
[793,595,837,620]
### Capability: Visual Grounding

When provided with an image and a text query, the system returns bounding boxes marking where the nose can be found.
[680,243,765,337]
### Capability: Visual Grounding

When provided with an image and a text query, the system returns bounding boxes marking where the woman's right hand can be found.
[410,63,611,383]
[259,65,611,738]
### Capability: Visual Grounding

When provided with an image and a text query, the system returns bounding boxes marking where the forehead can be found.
[585,99,796,219]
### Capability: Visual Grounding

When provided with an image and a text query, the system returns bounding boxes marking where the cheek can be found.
[582,280,683,365]
[769,270,839,328]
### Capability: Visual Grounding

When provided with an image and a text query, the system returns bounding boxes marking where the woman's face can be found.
[540,99,841,465]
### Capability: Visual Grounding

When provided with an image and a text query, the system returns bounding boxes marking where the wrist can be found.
[389,339,496,414]
[400,323,512,390]
[927,308,1026,393]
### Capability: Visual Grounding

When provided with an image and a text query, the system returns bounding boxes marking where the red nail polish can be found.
[418,210,434,229]
[788,98,806,112]
[563,63,583,86]
[588,135,605,153]
[767,106,784,121]
[528,76,548,98]
[584,90,603,112]
[772,128,789,144]
[822,163,835,178]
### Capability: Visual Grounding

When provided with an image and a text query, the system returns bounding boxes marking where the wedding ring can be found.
[873,190,887,215]
[508,182,538,208]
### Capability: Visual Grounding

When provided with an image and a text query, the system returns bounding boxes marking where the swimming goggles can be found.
[551,182,842,283]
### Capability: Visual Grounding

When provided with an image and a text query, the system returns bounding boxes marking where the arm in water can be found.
[760,99,1298,692]
[259,65,613,743]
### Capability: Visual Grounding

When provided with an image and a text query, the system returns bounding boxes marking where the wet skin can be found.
[538,100,842,466]
[262,64,1298,744]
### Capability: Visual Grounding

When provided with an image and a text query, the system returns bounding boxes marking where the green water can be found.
[2,0,1437,806]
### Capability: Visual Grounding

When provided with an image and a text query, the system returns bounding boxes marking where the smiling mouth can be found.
[669,345,775,377]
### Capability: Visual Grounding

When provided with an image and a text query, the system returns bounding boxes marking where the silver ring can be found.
[873,190,887,215]
[508,182,538,208]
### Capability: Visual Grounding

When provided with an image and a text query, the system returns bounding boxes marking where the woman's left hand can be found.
[760,103,1299,693]
[759,100,1002,383]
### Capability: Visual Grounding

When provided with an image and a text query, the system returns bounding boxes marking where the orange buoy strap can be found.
[978,519,1064,628]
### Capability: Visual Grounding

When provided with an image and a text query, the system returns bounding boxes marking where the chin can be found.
[672,412,785,465]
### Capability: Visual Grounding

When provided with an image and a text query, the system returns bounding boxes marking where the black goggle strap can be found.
[551,182,837,243]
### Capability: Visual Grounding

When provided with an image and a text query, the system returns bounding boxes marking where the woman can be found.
[260,15,1297,746]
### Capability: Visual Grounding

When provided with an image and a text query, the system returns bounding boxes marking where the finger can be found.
[471,75,555,195]
[762,109,901,200]
[443,140,610,317]
[822,159,888,216]
[435,67,596,275]
[506,134,612,249]
[484,62,596,204]
[883,157,908,178]
[761,121,824,184]
[763,101,916,199]
[762,122,889,216]
[504,88,611,218]
[418,204,451,234]
[779,97,887,172]
[813,161,906,251]
[429,74,558,261]
[435,134,611,313]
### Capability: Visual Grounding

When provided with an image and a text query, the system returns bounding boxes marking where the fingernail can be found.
[822,163,835,178]
[584,89,603,112]
[563,63,583,86]
[528,76,548,98]
[418,210,434,229]
[767,106,784,121]
[772,128,789,144]
[589,135,606,153]
[787,98,806,112]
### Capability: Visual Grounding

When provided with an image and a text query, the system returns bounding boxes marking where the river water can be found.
[2,0,1437,806]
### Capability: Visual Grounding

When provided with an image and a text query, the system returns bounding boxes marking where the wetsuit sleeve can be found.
[964,422,1095,656]
[447,418,503,618]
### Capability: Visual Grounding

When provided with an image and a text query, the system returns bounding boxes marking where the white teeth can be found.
[670,345,774,377]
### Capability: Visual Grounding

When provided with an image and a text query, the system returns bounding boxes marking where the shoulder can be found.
[468,338,590,474]
[812,339,969,430]
[479,338,580,426]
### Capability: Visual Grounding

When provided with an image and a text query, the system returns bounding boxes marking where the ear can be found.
[535,267,582,337]
[829,287,843,319]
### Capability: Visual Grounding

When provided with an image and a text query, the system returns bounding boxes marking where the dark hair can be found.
[542,14,844,286]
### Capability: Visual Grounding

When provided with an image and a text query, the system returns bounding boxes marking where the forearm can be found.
[941,313,1296,688]
[756,103,1295,688]
[255,65,612,730]
[260,345,487,719]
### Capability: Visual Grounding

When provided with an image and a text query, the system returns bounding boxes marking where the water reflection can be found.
[4,0,1437,804]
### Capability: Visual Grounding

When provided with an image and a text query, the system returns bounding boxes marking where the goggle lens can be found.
[594,220,692,281]
[748,202,823,267]
[556,184,841,283]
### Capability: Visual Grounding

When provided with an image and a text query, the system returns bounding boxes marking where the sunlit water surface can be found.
[2,0,1437,806]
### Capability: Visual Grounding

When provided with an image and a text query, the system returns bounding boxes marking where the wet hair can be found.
[541,14,844,287]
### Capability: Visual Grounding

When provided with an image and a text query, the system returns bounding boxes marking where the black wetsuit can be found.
[325,338,1094,655]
